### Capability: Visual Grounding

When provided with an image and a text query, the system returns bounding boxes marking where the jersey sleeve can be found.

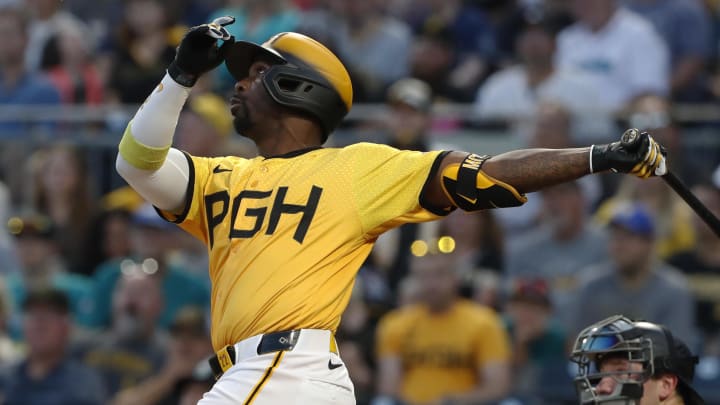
[344,143,449,237]
[474,308,511,366]
[155,153,228,244]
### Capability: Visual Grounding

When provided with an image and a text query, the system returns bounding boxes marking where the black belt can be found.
[208,330,302,380]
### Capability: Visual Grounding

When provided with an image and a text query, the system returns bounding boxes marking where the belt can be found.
[208,329,337,380]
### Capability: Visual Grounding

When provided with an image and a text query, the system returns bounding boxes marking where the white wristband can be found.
[589,145,595,173]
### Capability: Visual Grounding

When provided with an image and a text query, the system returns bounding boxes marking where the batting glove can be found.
[168,16,235,87]
[590,128,667,178]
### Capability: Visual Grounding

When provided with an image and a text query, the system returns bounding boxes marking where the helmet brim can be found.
[223,41,286,81]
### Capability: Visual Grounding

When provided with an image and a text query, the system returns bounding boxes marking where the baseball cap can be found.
[131,203,174,230]
[608,203,655,237]
[22,288,70,314]
[170,306,208,337]
[387,78,433,113]
[187,93,233,136]
[507,278,552,308]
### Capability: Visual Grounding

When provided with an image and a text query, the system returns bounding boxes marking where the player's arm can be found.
[422,130,667,211]
[115,17,235,213]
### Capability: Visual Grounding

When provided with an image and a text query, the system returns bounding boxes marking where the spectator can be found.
[175,93,235,157]
[176,362,216,405]
[24,0,91,73]
[0,5,61,136]
[621,0,713,102]
[3,288,106,405]
[502,278,567,397]
[105,0,177,104]
[91,203,210,330]
[337,289,375,405]
[303,0,412,102]
[374,253,511,405]
[474,12,610,144]
[111,306,213,405]
[208,0,299,92]
[5,214,95,336]
[594,175,696,259]
[85,208,133,276]
[568,203,697,348]
[27,144,99,275]
[505,180,608,315]
[78,266,167,397]
[0,179,20,275]
[43,19,105,105]
[371,78,437,291]
[555,0,670,113]
[435,209,505,276]
[667,184,720,350]
[494,102,602,239]
[0,279,21,365]
[403,0,497,102]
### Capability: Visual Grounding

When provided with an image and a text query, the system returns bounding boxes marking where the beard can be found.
[232,100,254,135]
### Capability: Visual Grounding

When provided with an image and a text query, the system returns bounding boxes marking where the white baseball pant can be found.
[198,329,356,404]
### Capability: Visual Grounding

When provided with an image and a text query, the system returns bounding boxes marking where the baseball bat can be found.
[620,129,720,238]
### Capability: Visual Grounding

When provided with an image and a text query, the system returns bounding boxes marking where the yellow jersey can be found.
[158,143,446,350]
[376,299,511,404]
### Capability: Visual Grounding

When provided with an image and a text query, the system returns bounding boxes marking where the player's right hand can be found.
[590,128,667,178]
[168,16,236,87]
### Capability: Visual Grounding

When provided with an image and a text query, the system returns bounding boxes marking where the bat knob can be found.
[620,128,641,151]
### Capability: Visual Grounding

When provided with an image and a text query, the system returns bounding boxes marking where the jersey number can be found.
[204,185,323,247]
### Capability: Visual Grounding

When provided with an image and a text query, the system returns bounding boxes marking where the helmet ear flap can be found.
[261,64,348,139]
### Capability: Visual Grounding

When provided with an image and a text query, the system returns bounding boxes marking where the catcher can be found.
[116,17,667,405]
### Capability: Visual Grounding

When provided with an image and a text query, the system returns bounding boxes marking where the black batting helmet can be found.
[223,32,353,141]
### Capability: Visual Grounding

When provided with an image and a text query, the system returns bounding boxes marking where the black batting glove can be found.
[168,16,235,87]
[590,128,667,178]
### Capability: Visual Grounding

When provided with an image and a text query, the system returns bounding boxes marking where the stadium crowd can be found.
[1,0,720,403]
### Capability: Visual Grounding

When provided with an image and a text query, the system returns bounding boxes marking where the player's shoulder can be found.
[378,304,425,329]
[453,299,503,324]
[187,152,256,172]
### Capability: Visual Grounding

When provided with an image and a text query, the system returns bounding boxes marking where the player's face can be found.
[231,60,278,136]
[595,357,660,405]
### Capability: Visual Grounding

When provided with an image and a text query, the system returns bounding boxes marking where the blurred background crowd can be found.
[1,0,720,404]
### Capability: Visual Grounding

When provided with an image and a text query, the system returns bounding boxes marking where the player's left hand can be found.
[590,128,667,178]
[168,16,236,87]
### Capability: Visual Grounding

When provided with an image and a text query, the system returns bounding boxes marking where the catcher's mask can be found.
[570,315,703,405]
[223,32,352,142]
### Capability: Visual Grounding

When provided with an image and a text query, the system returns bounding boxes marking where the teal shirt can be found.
[7,272,95,339]
[89,259,210,329]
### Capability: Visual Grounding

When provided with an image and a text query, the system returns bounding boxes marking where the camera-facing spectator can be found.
[111,306,213,405]
[5,214,95,336]
[0,5,60,136]
[555,0,670,113]
[374,253,511,405]
[78,264,167,397]
[474,12,609,144]
[568,203,698,348]
[621,0,713,102]
[90,203,210,330]
[3,288,106,405]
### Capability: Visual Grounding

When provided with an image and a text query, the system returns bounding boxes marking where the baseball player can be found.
[115,17,668,405]
[571,315,705,405]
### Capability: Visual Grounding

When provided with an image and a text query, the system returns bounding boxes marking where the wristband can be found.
[168,61,198,87]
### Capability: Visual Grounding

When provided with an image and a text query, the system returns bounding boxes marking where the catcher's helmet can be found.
[570,315,703,405]
[223,32,352,140]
